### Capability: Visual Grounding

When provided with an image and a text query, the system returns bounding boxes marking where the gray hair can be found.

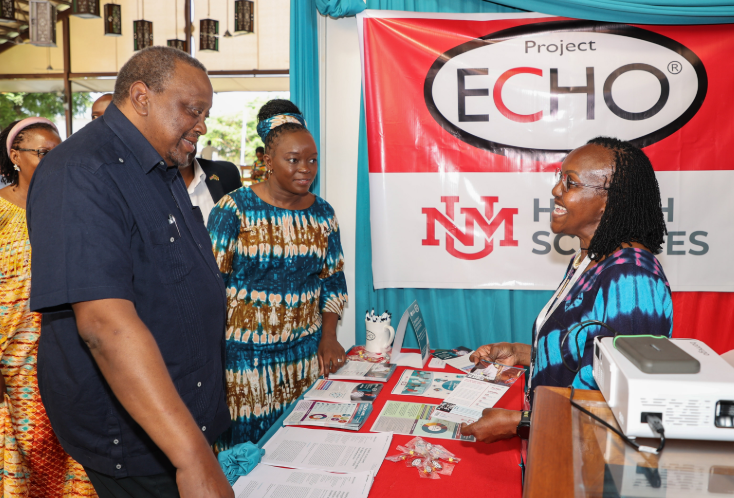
[113,46,207,106]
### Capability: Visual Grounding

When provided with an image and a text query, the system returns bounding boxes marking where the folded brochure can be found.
[391,369,465,399]
[370,400,474,441]
[432,361,524,425]
[284,400,372,431]
[305,379,383,403]
[329,360,397,382]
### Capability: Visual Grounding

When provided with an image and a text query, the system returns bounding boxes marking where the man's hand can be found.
[470,342,532,368]
[318,312,346,376]
[177,456,234,498]
[73,299,232,497]
[460,408,522,443]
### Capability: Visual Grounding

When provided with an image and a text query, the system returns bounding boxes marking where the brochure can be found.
[431,346,473,360]
[391,369,465,399]
[283,400,373,431]
[370,400,475,442]
[432,362,525,425]
[304,379,383,403]
[232,466,374,498]
[390,301,430,368]
[260,427,392,474]
[329,360,397,382]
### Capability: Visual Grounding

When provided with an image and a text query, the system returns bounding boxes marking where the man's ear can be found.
[129,81,150,117]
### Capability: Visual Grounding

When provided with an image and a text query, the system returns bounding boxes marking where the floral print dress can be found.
[208,187,348,449]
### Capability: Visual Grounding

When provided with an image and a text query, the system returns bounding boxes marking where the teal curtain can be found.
[316,0,365,17]
[492,0,734,24]
[289,0,321,195]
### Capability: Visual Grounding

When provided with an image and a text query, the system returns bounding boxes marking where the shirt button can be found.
[113,439,119,445]
[160,161,164,165]
[170,237,175,243]
[202,426,206,432]
[197,382,202,387]
[116,464,122,469]
[118,158,124,163]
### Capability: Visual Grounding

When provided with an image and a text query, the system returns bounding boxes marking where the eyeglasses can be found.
[14,148,52,158]
[555,168,608,193]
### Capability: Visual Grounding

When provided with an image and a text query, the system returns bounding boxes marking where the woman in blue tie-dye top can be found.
[461,137,672,444]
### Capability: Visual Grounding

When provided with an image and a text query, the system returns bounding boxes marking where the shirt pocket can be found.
[148,224,192,284]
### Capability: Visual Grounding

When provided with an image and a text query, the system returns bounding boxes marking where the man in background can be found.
[91,93,113,120]
[200,139,216,160]
[179,154,241,225]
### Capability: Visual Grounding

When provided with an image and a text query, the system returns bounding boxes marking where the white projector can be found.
[593,337,734,441]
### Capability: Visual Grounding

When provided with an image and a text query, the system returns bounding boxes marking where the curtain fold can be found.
[490,0,734,24]
[289,0,321,195]
[316,0,366,18]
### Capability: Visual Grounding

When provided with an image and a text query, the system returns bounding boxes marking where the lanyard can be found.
[528,253,590,393]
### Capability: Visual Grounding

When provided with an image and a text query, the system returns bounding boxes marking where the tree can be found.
[0,92,93,129]
[201,114,244,165]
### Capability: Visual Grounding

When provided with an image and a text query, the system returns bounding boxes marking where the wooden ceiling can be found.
[0,0,71,53]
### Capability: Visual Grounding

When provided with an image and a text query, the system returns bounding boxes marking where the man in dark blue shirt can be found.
[27,47,234,498]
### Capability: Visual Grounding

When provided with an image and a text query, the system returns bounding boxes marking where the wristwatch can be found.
[516,410,531,439]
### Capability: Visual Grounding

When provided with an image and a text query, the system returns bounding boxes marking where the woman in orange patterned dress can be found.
[0,118,96,497]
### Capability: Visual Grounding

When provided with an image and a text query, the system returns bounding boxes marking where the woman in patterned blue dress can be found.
[208,100,348,449]
[461,137,672,443]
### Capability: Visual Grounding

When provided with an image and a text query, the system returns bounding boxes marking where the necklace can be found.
[572,251,585,270]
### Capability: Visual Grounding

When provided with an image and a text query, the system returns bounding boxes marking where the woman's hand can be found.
[318,312,346,377]
[470,342,531,367]
[459,408,522,443]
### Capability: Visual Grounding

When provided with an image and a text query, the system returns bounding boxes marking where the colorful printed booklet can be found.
[433,362,525,425]
[283,400,373,431]
[370,400,475,442]
[304,379,383,404]
[329,360,397,382]
[431,346,473,360]
[391,369,465,399]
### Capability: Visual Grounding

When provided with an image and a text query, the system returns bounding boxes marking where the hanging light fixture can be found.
[167,0,186,51]
[234,0,254,35]
[103,3,122,36]
[199,0,218,52]
[0,0,16,25]
[133,0,153,51]
[29,0,57,47]
[71,0,100,19]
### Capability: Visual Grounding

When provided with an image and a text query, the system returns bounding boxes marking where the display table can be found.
[268,353,525,497]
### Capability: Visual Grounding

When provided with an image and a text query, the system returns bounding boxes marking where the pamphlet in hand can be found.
[329,360,397,382]
[284,400,373,431]
[370,400,475,441]
[391,369,465,399]
[433,361,525,425]
[304,379,383,404]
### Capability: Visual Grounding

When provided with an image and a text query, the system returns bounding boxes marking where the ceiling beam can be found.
[208,70,290,76]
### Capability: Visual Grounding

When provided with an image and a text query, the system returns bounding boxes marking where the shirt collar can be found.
[103,103,166,173]
[188,159,207,193]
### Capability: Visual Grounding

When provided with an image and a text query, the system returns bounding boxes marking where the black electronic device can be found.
[614,335,701,374]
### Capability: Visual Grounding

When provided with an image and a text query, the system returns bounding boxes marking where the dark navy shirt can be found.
[26,104,230,477]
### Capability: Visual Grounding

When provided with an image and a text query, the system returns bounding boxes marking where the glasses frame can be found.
[555,168,608,193]
[14,148,51,158]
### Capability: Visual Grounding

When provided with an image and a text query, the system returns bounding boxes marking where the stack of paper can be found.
[232,465,374,498]
[283,400,373,431]
[329,361,397,382]
[304,379,383,403]
[260,427,392,474]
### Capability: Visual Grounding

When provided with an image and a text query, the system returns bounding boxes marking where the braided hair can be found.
[0,120,57,187]
[586,136,667,261]
[257,99,310,154]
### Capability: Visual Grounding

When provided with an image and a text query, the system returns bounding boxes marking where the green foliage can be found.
[200,114,244,165]
[0,92,94,129]
[241,96,268,165]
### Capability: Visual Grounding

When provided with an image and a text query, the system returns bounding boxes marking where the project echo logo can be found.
[424,20,707,155]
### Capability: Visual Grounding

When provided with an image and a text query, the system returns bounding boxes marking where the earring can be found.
[268,169,274,175]
[13,164,19,171]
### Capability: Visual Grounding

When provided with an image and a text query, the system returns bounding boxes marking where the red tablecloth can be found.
[298,354,525,497]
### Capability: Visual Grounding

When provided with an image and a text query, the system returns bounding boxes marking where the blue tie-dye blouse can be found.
[530,247,673,399]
